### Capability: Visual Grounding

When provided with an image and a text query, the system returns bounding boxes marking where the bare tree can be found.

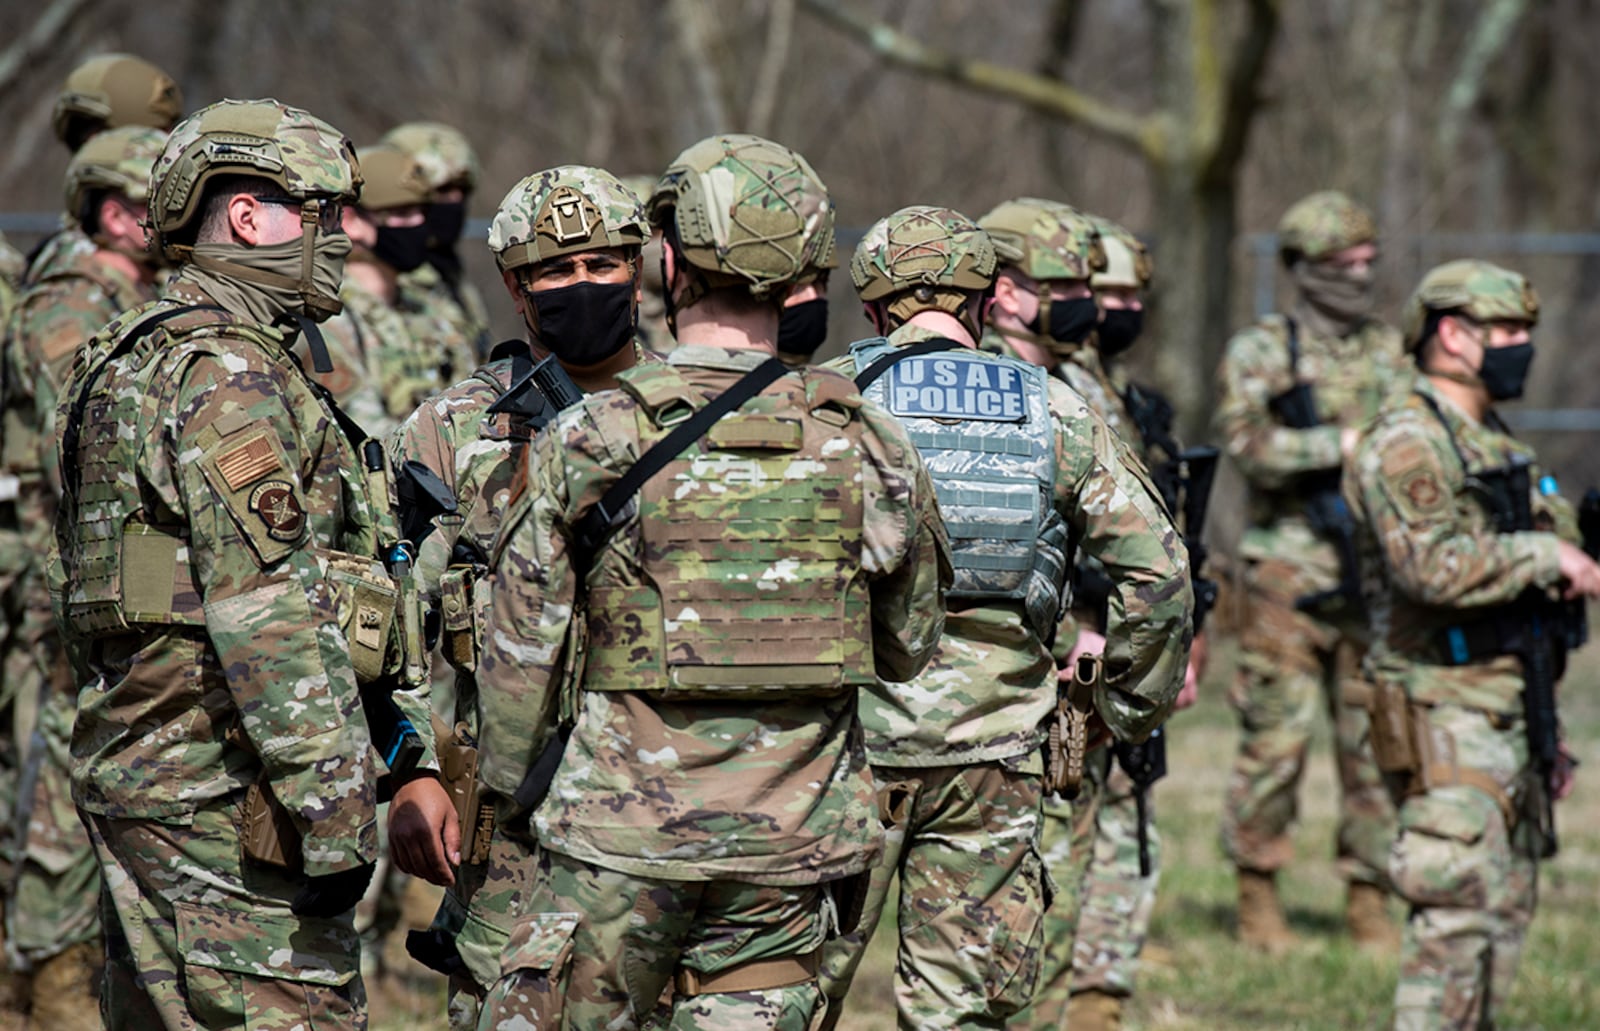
[801,0,1281,425]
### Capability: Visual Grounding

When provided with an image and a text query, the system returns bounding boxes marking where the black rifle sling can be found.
[570,356,790,577]
[853,338,965,391]
[62,304,226,496]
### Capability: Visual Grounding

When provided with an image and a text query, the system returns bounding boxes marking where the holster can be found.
[432,715,494,865]
[1045,653,1100,799]
[438,564,482,672]
[1366,678,1420,776]
[241,780,303,872]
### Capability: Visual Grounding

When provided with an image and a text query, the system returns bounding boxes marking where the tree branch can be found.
[1202,0,1280,187]
[1435,0,1527,162]
[0,0,95,98]
[799,0,1159,159]
[747,0,795,137]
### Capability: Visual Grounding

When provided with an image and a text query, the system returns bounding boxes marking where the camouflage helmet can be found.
[851,206,996,337]
[649,133,834,302]
[977,198,1105,282]
[354,143,432,211]
[1089,217,1153,291]
[53,53,183,149]
[379,121,481,194]
[1277,190,1377,264]
[1402,259,1540,350]
[148,98,362,261]
[63,125,167,223]
[489,165,650,273]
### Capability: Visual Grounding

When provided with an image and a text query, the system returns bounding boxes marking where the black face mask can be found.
[1478,342,1535,401]
[1030,295,1099,346]
[528,280,636,367]
[1097,309,1144,358]
[427,201,467,250]
[371,223,431,273]
[777,298,829,359]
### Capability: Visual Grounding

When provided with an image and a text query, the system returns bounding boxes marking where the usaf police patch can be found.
[884,354,1027,422]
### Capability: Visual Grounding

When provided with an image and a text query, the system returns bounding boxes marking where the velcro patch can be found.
[885,355,1027,422]
[248,480,307,542]
[1393,466,1451,523]
[214,432,280,490]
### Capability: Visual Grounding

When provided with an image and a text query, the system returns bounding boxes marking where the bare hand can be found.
[1175,631,1209,711]
[1556,541,1600,600]
[1341,427,1361,461]
[388,775,461,887]
[1552,743,1580,802]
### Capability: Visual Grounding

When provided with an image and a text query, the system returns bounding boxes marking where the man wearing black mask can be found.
[297,144,469,437]
[382,121,494,364]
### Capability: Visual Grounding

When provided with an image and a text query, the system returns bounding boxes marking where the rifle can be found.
[1113,727,1167,877]
[1432,463,1598,857]
[1269,381,1363,614]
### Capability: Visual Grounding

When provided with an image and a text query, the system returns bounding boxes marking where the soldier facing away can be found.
[51,98,429,1030]
[472,133,952,1031]
[817,206,1193,1030]
[0,123,167,1030]
[1347,260,1600,1030]
[1213,190,1404,952]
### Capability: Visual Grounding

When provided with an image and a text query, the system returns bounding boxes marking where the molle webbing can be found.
[582,362,871,697]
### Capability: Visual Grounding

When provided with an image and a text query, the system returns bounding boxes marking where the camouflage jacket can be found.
[827,324,1192,764]
[19,225,86,289]
[1214,305,1407,575]
[53,295,381,876]
[1346,374,1575,714]
[396,262,491,369]
[477,343,950,884]
[2,244,154,528]
[983,329,1140,448]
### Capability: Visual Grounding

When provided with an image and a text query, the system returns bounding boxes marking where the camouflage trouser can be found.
[1389,703,1540,1031]
[0,527,47,883]
[84,796,367,1031]
[433,823,544,1030]
[820,759,1048,1031]
[1007,747,1156,1030]
[9,682,100,972]
[478,848,829,1030]
[1222,556,1394,884]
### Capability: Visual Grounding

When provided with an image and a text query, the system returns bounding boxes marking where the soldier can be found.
[23,54,183,288]
[1214,190,1404,951]
[980,200,1203,1031]
[0,124,167,1030]
[1347,260,1600,1029]
[384,165,654,1029]
[470,133,950,1031]
[381,121,494,365]
[620,173,674,353]
[298,143,464,438]
[818,206,1193,1030]
[51,99,403,1029]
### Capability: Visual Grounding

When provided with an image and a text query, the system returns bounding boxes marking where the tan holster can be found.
[1365,682,1516,829]
[241,780,303,872]
[1045,653,1100,799]
[433,714,494,864]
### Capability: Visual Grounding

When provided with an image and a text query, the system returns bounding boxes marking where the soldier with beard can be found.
[1214,190,1403,952]
[0,125,167,1030]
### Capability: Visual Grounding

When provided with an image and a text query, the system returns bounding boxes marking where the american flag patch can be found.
[215,434,280,490]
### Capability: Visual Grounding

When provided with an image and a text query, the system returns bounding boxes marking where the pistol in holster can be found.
[432,714,495,866]
[1046,653,1101,799]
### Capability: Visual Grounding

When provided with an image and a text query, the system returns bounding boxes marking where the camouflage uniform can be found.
[1,126,166,1022]
[1347,262,1559,1030]
[382,122,494,365]
[471,136,945,1031]
[385,166,653,1029]
[1214,193,1403,920]
[819,207,1192,1031]
[980,203,1173,1027]
[52,100,396,1031]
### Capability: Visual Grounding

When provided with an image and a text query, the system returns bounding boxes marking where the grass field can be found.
[369,635,1600,1030]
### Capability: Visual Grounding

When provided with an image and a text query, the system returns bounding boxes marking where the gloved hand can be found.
[291,862,376,918]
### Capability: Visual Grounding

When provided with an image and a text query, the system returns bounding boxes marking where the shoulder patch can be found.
[214,431,282,491]
[196,417,302,566]
[248,480,307,541]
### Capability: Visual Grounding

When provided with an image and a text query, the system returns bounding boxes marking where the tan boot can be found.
[1345,882,1401,953]
[1065,989,1124,1031]
[27,939,101,1031]
[1236,868,1296,954]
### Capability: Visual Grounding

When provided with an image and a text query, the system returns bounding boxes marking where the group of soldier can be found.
[0,48,1591,1031]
